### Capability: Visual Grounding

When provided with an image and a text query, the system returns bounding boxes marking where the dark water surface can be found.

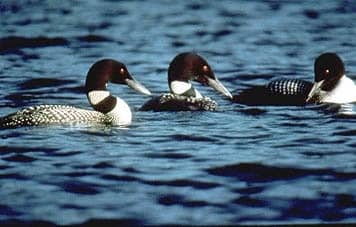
[1,0,356,225]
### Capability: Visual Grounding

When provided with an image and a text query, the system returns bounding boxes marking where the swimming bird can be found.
[140,52,232,111]
[0,59,151,128]
[306,52,356,104]
[232,52,356,106]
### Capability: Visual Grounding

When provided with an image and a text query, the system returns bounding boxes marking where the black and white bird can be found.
[306,52,356,104]
[0,59,151,128]
[140,52,232,111]
[233,52,356,106]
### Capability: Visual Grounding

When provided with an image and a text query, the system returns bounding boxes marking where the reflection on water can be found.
[338,103,356,116]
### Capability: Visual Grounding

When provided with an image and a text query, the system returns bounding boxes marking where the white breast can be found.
[88,90,132,126]
[322,76,356,104]
[106,97,132,126]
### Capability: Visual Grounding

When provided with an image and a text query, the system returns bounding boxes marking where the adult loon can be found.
[140,52,232,111]
[232,52,356,106]
[0,59,151,128]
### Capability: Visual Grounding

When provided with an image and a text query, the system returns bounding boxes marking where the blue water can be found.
[1,0,356,225]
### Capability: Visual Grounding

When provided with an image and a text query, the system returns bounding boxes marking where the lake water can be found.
[1,0,356,225]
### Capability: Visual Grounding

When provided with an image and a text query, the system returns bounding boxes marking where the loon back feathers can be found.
[233,79,313,106]
[140,93,217,111]
[0,105,107,128]
[266,79,313,96]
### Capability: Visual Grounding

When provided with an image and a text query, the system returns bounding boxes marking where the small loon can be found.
[233,52,356,106]
[140,52,232,111]
[0,59,151,128]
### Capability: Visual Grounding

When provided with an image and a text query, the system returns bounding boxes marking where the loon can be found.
[140,52,232,111]
[0,59,151,128]
[306,53,356,104]
[232,52,356,106]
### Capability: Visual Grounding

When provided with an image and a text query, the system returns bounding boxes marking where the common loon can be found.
[140,52,232,111]
[0,59,151,128]
[233,52,356,106]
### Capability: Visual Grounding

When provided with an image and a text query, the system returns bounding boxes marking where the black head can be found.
[85,59,134,93]
[168,52,215,85]
[168,52,232,99]
[314,52,345,91]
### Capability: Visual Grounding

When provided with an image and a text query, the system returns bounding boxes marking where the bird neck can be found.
[87,90,117,114]
[169,81,203,98]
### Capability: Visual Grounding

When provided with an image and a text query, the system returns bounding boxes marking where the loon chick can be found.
[0,59,151,128]
[140,52,232,111]
[233,52,356,106]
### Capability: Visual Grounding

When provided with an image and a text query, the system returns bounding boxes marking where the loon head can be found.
[306,53,345,103]
[85,59,151,113]
[86,59,151,95]
[168,52,232,99]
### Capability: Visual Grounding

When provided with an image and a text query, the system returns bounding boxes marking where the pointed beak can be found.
[125,78,152,96]
[306,80,324,103]
[206,77,233,99]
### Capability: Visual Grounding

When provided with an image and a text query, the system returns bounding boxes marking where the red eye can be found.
[202,65,209,73]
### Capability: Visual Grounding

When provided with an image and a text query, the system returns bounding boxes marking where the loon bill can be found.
[140,52,232,111]
[232,52,356,106]
[0,59,151,128]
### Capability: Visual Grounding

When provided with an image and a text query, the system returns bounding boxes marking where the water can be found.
[1,0,356,225]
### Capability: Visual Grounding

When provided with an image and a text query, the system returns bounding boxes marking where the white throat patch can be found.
[88,90,110,106]
[170,81,192,95]
[170,81,203,98]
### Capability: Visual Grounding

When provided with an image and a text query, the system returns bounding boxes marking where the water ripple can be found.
[60,181,101,195]
[2,154,37,163]
[0,36,69,52]
[207,163,356,182]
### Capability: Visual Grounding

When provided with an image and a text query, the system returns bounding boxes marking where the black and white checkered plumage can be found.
[0,105,108,128]
[233,79,313,106]
[140,93,218,111]
[267,79,313,96]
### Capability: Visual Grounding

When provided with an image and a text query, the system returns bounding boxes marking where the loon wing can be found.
[0,105,104,128]
[233,79,313,106]
[139,93,217,111]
